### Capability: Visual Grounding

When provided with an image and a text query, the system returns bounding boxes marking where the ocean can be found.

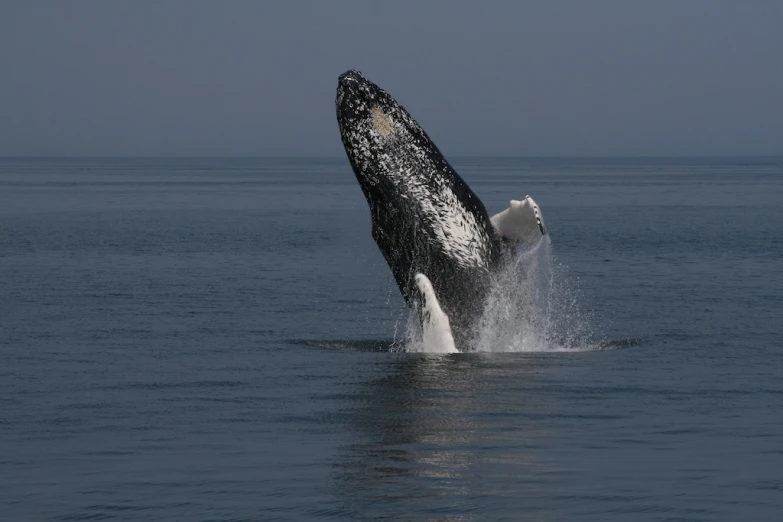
[1,156,781,520]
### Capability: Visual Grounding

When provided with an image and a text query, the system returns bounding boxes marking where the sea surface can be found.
[1,157,782,521]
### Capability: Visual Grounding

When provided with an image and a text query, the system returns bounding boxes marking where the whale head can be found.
[335,70,430,190]
[336,69,401,141]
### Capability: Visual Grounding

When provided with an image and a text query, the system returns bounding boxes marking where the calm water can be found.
[1,157,782,520]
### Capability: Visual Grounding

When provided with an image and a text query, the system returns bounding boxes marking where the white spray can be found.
[402,236,597,353]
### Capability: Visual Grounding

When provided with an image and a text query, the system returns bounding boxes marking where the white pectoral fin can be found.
[414,274,458,354]
[490,195,547,243]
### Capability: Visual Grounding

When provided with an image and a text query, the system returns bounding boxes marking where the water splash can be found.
[474,237,597,352]
[403,237,599,353]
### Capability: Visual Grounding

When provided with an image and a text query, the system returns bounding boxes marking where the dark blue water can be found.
[1,157,782,520]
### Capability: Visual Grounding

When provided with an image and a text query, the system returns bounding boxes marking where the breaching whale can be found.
[336,70,546,352]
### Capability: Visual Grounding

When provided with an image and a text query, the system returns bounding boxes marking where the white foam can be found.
[401,236,597,353]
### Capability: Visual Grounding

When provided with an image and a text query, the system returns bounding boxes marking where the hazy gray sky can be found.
[2,1,781,156]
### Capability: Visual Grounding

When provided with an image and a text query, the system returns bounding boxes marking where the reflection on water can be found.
[333,354,555,518]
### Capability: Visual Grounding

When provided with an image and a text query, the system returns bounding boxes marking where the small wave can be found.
[287,339,400,352]
[290,337,639,354]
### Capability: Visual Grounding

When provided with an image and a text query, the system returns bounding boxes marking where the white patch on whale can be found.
[402,164,490,268]
[368,113,491,269]
[414,273,458,353]
[490,195,547,243]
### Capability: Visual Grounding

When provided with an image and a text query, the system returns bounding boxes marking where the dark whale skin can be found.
[336,70,503,348]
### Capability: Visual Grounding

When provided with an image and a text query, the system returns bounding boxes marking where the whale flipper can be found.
[490,195,547,243]
[414,274,458,353]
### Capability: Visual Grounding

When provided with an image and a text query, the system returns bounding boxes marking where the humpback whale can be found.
[336,70,545,352]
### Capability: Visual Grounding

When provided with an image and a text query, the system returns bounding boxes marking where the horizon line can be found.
[2,154,782,160]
